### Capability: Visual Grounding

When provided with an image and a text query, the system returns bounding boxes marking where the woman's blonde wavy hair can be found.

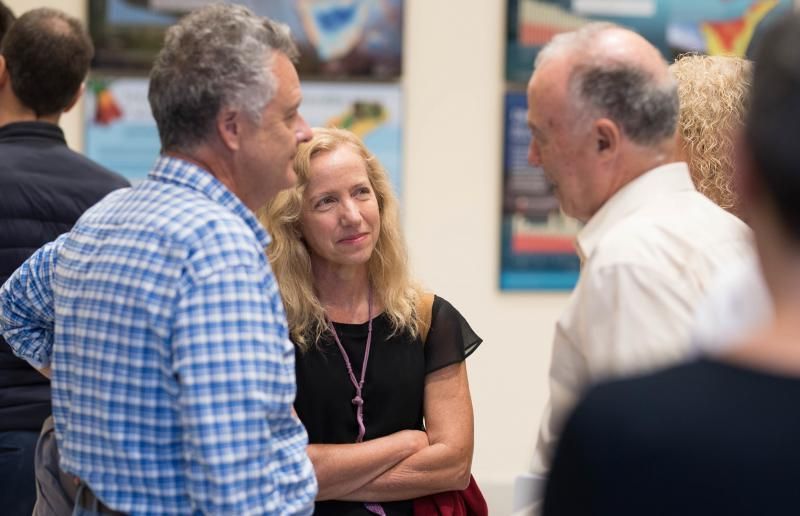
[258,127,422,351]
[671,54,752,215]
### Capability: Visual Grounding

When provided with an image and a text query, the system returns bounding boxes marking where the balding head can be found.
[534,23,678,146]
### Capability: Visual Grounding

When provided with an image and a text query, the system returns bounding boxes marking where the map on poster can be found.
[500,92,581,290]
[89,0,403,79]
[85,78,403,197]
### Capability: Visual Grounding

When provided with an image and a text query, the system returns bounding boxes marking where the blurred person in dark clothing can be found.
[0,8,128,515]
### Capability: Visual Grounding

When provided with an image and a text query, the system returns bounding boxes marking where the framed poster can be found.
[500,0,791,290]
[506,0,669,84]
[499,91,580,290]
[506,0,793,84]
[89,0,403,79]
[85,78,403,196]
[666,0,793,58]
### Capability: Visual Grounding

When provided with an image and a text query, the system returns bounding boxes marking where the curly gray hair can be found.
[148,4,299,152]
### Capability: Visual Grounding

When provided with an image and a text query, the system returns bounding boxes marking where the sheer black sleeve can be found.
[424,295,482,374]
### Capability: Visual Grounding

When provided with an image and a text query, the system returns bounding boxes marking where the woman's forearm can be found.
[337,440,472,502]
[339,362,475,502]
[310,429,428,500]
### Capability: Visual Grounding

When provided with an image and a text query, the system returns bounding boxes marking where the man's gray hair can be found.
[148,4,299,152]
[536,22,679,146]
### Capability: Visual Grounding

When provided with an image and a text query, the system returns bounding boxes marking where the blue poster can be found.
[89,0,403,79]
[499,91,580,290]
[85,78,403,198]
[667,0,792,57]
[507,0,669,84]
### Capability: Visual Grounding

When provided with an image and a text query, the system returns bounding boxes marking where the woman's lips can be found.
[338,232,369,244]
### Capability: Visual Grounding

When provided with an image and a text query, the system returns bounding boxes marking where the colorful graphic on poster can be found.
[85,78,403,196]
[89,0,402,79]
[500,91,580,290]
[295,81,403,197]
[506,0,668,84]
[84,78,161,182]
[667,0,792,57]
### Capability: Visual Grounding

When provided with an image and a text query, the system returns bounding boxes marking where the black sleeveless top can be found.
[294,295,482,516]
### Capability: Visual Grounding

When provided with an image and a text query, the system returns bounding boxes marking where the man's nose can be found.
[296,114,312,143]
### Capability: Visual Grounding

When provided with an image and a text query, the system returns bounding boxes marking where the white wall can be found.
[6,0,564,513]
[402,2,561,513]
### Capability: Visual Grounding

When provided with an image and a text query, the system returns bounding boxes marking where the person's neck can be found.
[168,143,265,212]
[312,260,373,323]
[723,235,800,376]
[623,141,676,182]
[0,99,60,127]
[723,310,800,377]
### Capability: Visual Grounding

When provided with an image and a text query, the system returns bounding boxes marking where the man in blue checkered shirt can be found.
[0,4,317,514]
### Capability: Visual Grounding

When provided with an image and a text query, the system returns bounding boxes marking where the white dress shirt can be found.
[691,245,772,352]
[530,162,752,487]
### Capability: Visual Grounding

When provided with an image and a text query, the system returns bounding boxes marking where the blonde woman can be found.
[261,127,482,516]
[671,54,752,216]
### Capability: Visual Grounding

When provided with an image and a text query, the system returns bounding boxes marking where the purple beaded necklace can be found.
[326,287,386,516]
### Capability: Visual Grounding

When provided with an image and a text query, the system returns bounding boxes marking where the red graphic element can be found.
[94,87,123,125]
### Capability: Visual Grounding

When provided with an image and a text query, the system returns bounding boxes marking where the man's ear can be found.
[63,83,85,113]
[217,107,242,152]
[594,118,619,158]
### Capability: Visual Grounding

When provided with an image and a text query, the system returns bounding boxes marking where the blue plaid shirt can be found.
[0,156,317,515]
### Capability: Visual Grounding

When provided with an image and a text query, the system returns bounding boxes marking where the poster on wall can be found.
[506,0,792,84]
[85,78,403,195]
[506,0,669,84]
[666,0,792,58]
[501,0,792,290]
[89,0,403,79]
[499,91,580,290]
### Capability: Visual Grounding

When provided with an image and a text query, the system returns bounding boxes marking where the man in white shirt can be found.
[526,22,751,504]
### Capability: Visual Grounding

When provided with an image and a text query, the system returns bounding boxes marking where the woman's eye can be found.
[315,197,335,209]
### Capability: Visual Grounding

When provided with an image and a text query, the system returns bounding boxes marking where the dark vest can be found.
[0,121,130,431]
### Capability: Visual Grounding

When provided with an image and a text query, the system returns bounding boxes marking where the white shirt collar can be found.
[576,162,696,262]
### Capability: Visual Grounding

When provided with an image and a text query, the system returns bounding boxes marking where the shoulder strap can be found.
[416,292,435,344]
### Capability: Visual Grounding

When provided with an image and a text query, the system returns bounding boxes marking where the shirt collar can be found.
[0,121,66,143]
[147,155,271,248]
[576,162,695,261]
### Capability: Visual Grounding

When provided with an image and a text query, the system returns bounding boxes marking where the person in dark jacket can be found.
[0,8,128,515]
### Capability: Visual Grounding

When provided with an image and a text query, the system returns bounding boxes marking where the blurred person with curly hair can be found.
[671,55,772,358]
[671,54,752,216]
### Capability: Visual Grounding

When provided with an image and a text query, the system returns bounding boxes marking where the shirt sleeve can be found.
[172,260,316,515]
[424,295,482,374]
[0,235,64,369]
